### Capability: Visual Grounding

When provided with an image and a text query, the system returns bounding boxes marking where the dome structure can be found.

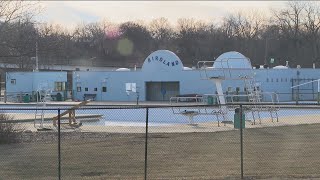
[213,51,252,69]
[273,65,289,69]
[142,50,184,72]
[183,67,192,70]
[115,68,131,71]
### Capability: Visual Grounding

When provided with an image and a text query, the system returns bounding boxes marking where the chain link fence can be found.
[0,103,320,179]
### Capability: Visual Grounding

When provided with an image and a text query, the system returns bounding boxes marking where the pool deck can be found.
[4,113,102,123]
[81,114,320,133]
[18,114,320,133]
[1,100,320,133]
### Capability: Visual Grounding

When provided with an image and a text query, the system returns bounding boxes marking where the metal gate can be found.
[291,78,316,101]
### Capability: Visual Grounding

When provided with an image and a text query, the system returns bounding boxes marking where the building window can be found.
[94,88,97,91]
[54,82,65,91]
[276,78,278,82]
[85,87,88,91]
[11,79,16,84]
[227,87,232,92]
[271,78,273,82]
[266,78,269,82]
[77,87,81,92]
[102,86,107,92]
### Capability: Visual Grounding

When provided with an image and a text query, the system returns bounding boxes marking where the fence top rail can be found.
[0,103,319,110]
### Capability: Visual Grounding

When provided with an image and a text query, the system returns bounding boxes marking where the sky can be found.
[36,1,287,30]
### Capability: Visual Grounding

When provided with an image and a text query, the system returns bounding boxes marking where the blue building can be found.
[6,50,320,103]
[6,71,68,102]
[71,50,320,102]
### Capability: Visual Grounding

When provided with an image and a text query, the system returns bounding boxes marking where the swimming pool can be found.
[0,105,319,126]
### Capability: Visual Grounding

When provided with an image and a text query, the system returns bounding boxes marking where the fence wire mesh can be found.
[242,105,320,179]
[0,109,59,180]
[0,104,319,179]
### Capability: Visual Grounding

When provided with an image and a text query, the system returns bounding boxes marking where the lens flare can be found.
[117,38,133,56]
[105,26,122,40]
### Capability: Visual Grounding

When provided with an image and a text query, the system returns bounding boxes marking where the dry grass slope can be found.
[0,124,320,179]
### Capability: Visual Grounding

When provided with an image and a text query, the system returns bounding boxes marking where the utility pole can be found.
[35,41,39,72]
[264,38,268,65]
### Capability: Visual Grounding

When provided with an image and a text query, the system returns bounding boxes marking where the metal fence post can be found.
[240,105,244,179]
[144,107,149,180]
[58,108,61,180]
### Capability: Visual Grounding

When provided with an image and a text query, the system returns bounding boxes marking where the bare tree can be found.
[223,10,266,40]
[149,17,175,49]
[118,21,153,66]
[37,23,73,66]
[273,1,306,39]
[175,18,212,65]
[220,10,266,63]
[0,20,37,70]
[302,2,320,63]
[0,1,40,24]
[270,1,307,66]
[0,0,41,70]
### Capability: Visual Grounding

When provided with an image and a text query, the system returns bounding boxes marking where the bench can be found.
[83,94,96,101]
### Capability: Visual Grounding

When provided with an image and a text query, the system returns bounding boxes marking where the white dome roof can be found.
[273,65,289,69]
[213,51,252,69]
[183,67,192,70]
[115,68,131,71]
[142,50,183,72]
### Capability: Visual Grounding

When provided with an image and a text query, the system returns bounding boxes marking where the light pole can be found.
[264,38,269,66]
[35,42,39,71]
[31,42,39,72]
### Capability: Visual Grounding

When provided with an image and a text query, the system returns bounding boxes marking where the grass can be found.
[1,124,320,179]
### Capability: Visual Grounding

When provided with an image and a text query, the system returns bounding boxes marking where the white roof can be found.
[213,51,252,69]
[142,50,184,72]
[273,65,289,69]
[115,68,131,71]
[183,67,192,70]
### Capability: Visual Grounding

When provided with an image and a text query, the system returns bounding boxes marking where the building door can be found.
[146,82,179,101]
